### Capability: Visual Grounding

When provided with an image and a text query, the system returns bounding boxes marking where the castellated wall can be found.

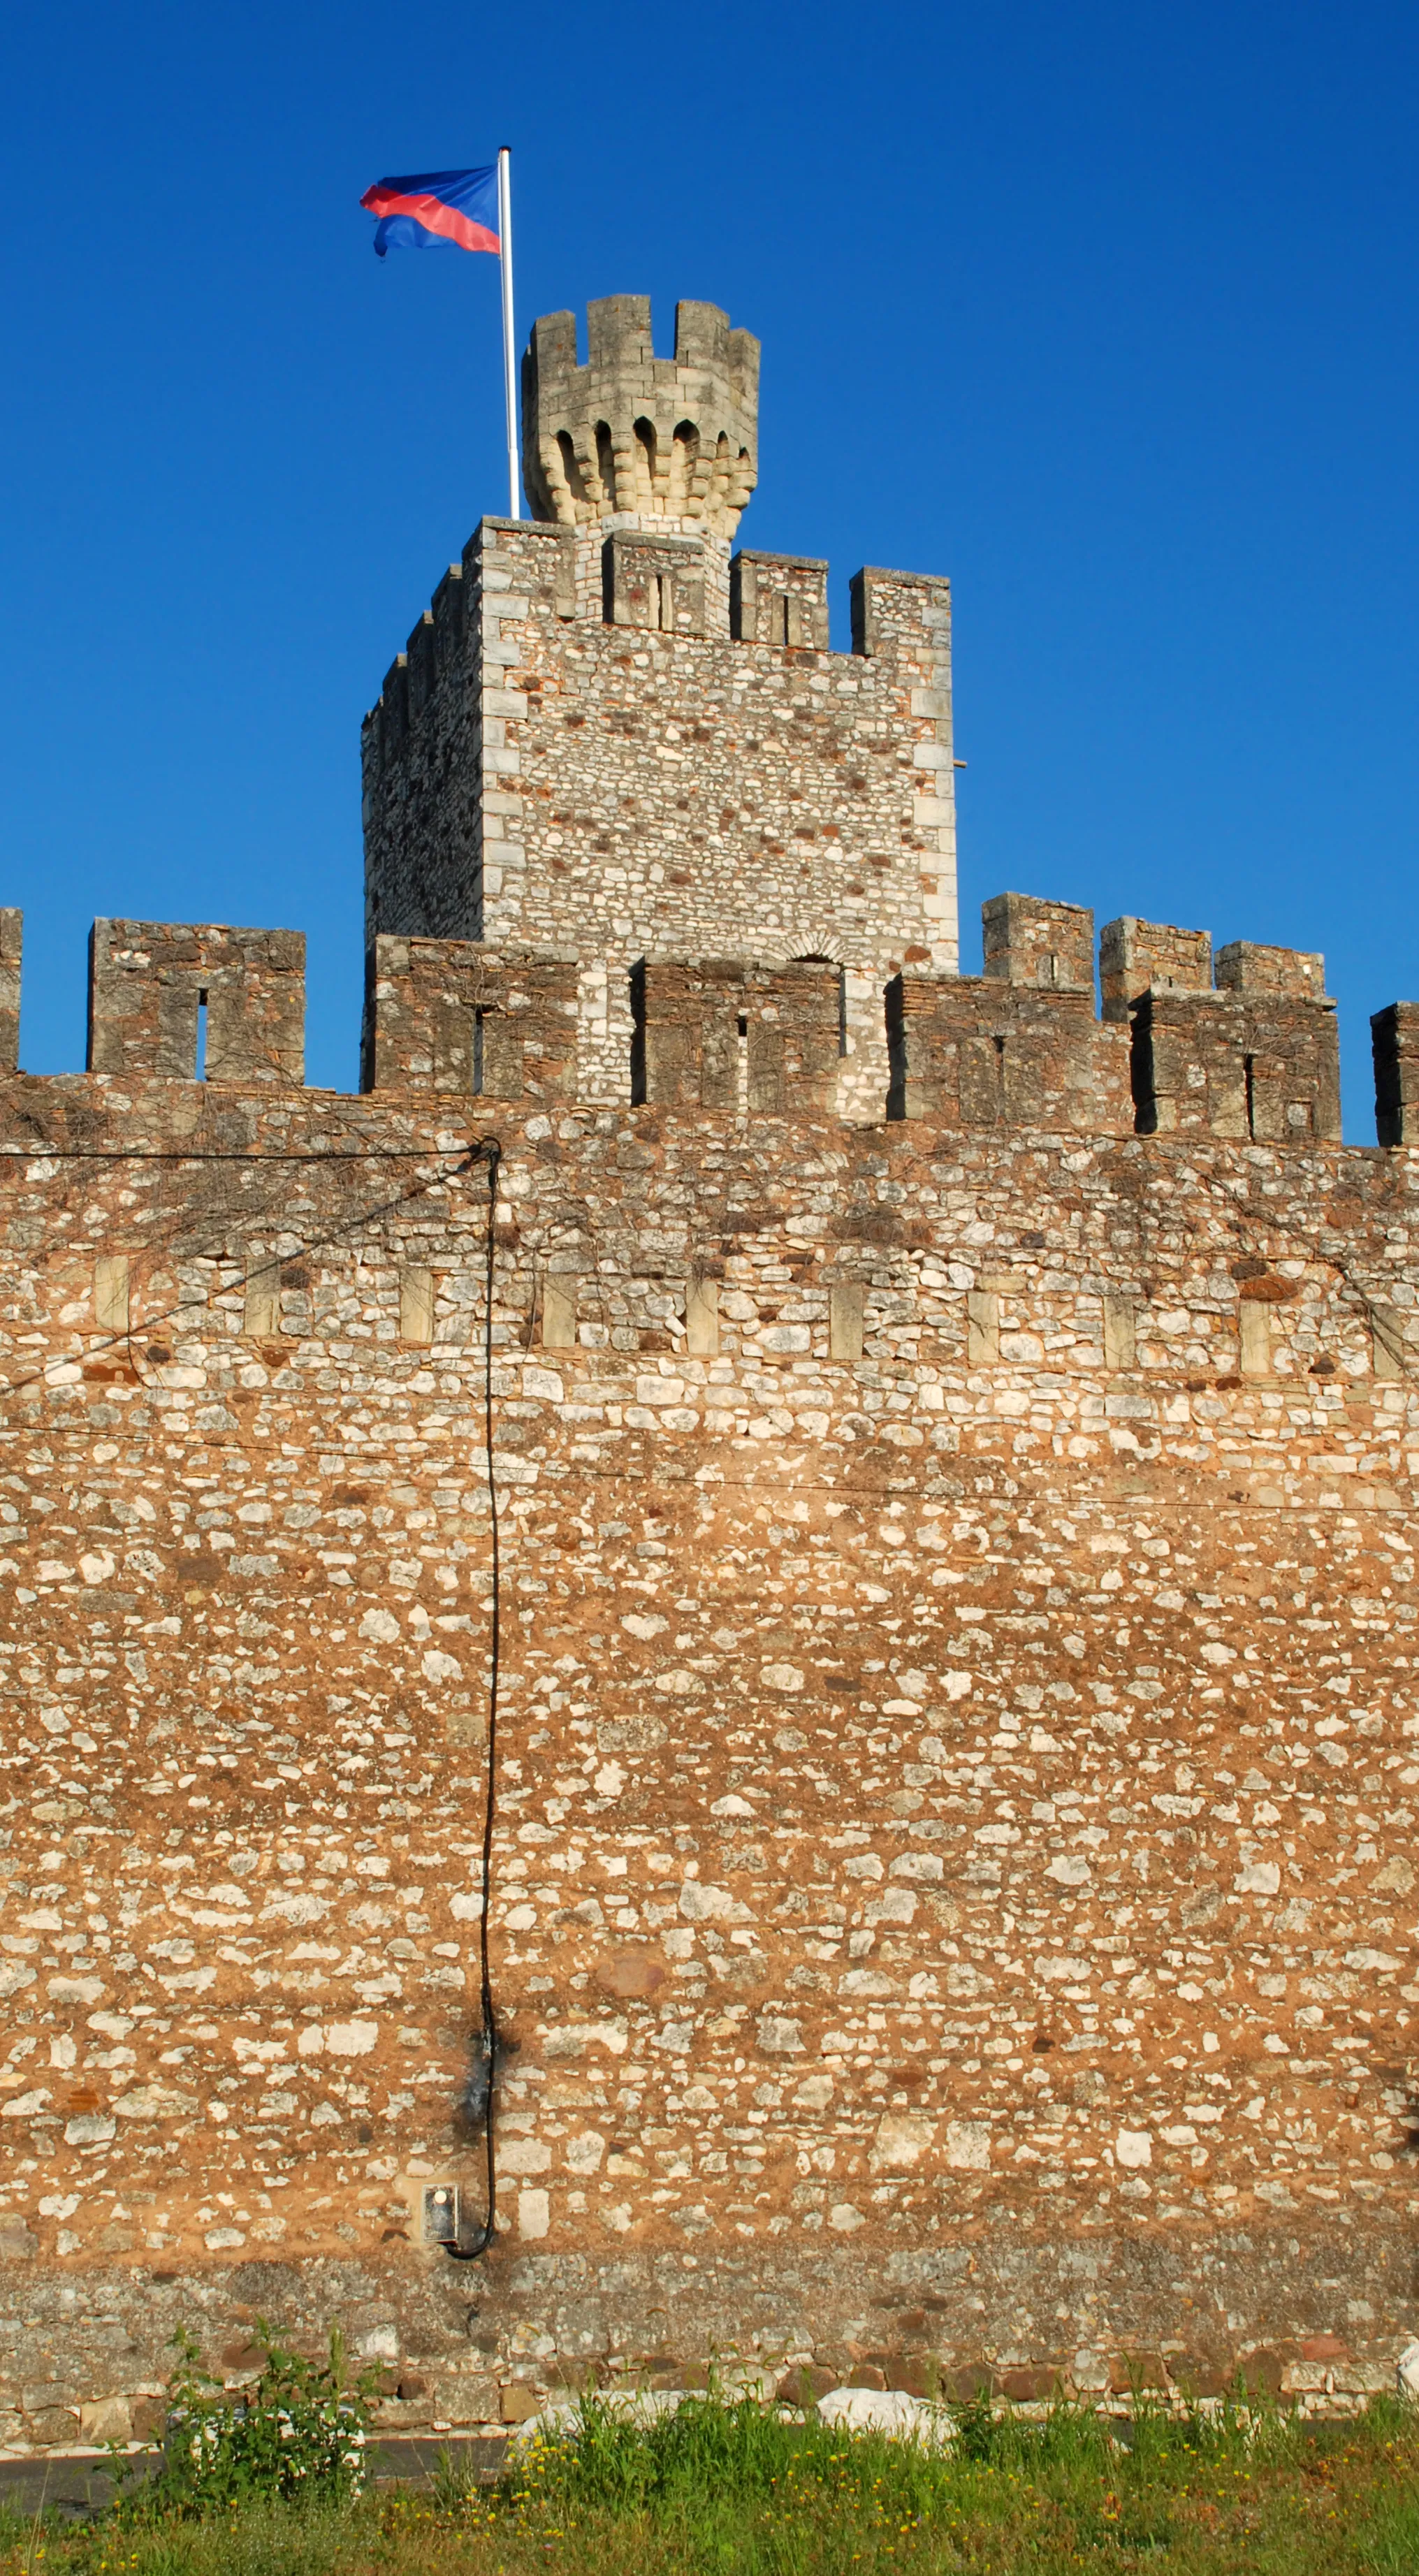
[3,286,1418,2449]
[361,521,957,1119]
[1,907,1418,2447]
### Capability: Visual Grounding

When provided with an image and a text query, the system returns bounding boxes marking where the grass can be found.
[1,2390,1417,2575]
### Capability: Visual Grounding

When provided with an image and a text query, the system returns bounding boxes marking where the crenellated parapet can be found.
[889,897,1348,1146]
[0,900,1411,1145]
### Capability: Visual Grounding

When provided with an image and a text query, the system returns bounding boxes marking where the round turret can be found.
[521,295,759,540]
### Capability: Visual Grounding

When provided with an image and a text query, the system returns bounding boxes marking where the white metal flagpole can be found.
[497,146,520,518]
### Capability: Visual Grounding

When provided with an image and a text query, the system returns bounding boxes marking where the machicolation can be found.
[1,293,1418,2454]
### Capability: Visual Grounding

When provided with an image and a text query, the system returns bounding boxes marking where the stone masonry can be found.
[1,293,1418,2453]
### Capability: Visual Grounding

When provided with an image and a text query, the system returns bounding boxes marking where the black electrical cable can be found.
[446,1135,504,2261]
[0,1147,469,1162]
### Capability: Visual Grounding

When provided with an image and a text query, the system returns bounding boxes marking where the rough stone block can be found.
[1239,1302,1271,1376]
[93,1255,129,1334]
[983,894,1094,992]
[243,1252,279,1339]
[1107,2352,1169,2394]
[362,936,579,1102]
[0,908,20,1074]
[1099,916,1211,1024]
[996,2365,1058,2402]
[778,2362,838,2404]
[80,2396,133,2441]
[730,552,829,649]
[686,1276,720,1356]
[1103,1295,1136,1370]
[634,959,842,1119]
[400,1267,435,1346]
[1371,1002,1419,1147]
[1371,1306,1406,1379]
[829,1279,865,1362]
[967,1289,999,1365]
[542,1276,578,1348]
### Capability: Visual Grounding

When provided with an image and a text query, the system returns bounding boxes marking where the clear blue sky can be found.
[4,1,1417,1136]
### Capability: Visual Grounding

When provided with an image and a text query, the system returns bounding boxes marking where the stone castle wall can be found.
[0,905,1417,2443]
[4,286,1418,2452]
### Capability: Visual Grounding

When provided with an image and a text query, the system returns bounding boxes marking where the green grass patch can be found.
[1,2391,1417,2575]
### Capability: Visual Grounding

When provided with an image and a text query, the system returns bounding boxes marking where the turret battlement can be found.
[522,296,759,543]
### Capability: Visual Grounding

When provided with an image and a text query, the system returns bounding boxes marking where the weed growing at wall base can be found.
[145,2322,379,2513]
[1,2392,1418,2574]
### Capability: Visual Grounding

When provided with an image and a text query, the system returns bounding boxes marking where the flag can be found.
[360,166,500,259]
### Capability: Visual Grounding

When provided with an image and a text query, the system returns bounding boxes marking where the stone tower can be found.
[362,296,959,1110]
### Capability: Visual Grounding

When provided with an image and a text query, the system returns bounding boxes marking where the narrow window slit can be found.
[196,989,208,1081]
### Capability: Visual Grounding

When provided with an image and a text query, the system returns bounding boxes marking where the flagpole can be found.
[497,146,520,519]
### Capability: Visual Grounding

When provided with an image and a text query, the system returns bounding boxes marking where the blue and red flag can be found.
[360,166,500,258]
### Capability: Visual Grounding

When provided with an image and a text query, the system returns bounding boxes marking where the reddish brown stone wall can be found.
[1,1063,1418,2443]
